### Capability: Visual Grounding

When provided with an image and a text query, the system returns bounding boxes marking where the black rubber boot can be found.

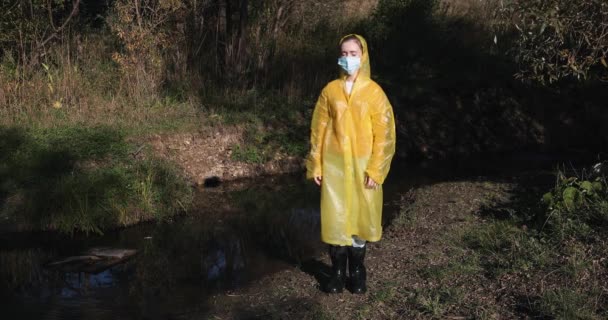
[326,245,347,293]
[348,246,367,294]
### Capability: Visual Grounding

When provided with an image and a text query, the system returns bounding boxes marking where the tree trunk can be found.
[236,0,248,73]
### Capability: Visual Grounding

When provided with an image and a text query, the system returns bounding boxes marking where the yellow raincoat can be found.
[306,34,396,246]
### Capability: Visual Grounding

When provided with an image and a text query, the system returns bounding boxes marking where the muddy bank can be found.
[144,128,303,186]
[191,179,516,319]
[192,159,606,319]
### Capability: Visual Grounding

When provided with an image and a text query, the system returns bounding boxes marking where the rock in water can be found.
[46,247,137,274]
[85,248,137,259]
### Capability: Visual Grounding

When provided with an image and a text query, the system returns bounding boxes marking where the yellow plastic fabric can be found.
[306,34,396,246]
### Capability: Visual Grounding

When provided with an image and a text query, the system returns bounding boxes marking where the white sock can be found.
[352,235,366,248]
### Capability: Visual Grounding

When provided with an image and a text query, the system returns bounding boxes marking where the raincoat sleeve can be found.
[306,89,330,180]
[365,88,396,185]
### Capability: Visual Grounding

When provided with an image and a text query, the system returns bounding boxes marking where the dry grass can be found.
[440,0,500,21]
[343,0,380,19]
[0,34,199,131]
[342,0,499,21]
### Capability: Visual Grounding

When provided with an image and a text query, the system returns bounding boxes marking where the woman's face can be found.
[340,40,362,58]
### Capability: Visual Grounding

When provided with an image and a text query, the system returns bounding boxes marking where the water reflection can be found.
[60,267,127,297]
[0,174,323,319]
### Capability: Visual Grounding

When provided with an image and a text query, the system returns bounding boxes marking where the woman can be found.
[306,34,396,294]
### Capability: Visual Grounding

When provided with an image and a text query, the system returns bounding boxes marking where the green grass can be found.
[203,88,310,163]
[0,125,192,234]
[392,202,418,228]
[310,308,335,320]
[447,169,608,318]
[412,287,464,318]
[536,288,603,320]
[370,283,399,303]
[417,253,483,281]
[231,144,266,164]
[558,242,593,280]
[462,220,553,277]
[388,176,608,318]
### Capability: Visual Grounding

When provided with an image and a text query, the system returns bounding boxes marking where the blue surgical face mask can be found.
[338,56,361,75]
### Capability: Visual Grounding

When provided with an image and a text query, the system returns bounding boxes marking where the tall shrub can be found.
[496,0,608,83]
[108,0,184,101]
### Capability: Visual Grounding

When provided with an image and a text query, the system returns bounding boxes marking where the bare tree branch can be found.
[37,0,81,50]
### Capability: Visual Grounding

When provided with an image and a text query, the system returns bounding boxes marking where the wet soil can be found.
[196,179,518,319]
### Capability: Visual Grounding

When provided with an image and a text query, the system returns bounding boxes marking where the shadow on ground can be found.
[0,125,191,234]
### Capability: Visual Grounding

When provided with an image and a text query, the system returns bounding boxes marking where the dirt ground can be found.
[141,132,564,319]
[144,128,303,186]
[194,180,517,319]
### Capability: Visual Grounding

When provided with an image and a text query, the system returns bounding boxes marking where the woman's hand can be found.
[314,176,323,186]
[364,175,379,189]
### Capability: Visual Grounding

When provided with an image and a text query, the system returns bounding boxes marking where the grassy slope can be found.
[0,125,192,234]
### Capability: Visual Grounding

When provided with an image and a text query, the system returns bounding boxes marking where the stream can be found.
[0,152,593,319]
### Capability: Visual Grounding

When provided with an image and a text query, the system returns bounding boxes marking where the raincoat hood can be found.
[339,34,371,79]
